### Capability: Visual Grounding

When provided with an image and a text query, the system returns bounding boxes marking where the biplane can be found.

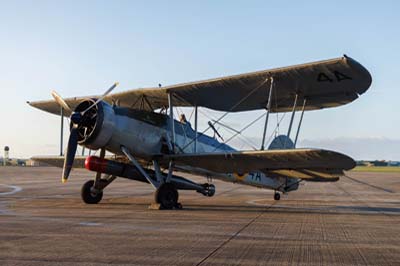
[28,55,372,209]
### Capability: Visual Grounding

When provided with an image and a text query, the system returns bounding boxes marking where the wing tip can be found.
[343,54,373,95]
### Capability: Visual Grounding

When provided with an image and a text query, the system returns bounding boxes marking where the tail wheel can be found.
[274,192,281,201]
[155,183,179,209]
[81,180,103,204]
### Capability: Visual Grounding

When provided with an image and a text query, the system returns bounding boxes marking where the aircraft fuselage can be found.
[75,100,298,193]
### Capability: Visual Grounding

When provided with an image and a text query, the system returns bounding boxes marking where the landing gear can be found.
[121,146,216,210]
[155,183,180,209]
[81,180,103,204]
[274,192,281,201]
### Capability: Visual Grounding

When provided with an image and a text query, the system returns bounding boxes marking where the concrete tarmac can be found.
[0,167,399,265]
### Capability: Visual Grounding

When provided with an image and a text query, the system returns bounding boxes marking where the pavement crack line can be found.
[196,202,276,266]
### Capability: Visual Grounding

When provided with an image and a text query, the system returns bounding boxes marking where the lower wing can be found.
[162,149,355,181]
[32,149,355,181]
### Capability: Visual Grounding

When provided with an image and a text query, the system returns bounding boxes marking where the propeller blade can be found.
[51,90,72,113]
[62,126,79,183]
[81,82,119,115]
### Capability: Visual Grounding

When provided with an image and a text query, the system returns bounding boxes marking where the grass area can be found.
[352,166,400,173]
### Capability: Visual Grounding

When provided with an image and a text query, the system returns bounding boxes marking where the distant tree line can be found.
[357,160,400,167]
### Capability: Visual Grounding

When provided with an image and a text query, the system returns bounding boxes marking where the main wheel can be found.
[155,183,179,209]
[274,192,281,201]
[81,180,103,204]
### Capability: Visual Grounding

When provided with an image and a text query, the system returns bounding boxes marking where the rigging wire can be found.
[199,108,259,150]
[212,112,267,151]
[188,107,195,122]
[266,112,287,146]
[211,119,259,150]
[212,109,286,152]
[180,77,271,151]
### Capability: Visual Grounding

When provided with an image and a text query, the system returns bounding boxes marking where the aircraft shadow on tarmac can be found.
[334,205,400,213]
[343,175,395,193]
[99,201,400,215]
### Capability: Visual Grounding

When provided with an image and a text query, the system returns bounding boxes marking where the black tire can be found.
[155,183,179,209]
[274,192,281,201]
[81,180,103,204]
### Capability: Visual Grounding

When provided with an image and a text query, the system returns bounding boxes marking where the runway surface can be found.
[0,167,399,265]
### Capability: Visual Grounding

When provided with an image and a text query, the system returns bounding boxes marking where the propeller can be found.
[61,125,78,183]
[80,82,119,116]
[52,82,119,183]
[51,90,72,113]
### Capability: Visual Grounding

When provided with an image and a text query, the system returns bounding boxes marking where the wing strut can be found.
[285,93,298,148]
[168,92,176,153]
[261,77,274,150]
[121,146,159,189]
[294,99,307,147]
[194,105,198,153]
[287,94,298,138]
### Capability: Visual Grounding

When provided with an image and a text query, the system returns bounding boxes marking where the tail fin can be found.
[268,135,295,150]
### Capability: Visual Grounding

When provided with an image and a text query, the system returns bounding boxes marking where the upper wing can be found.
[162,149,355,180]
[28,55,371,115]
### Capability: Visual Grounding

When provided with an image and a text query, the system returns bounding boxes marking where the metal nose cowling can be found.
[51,82,119,183]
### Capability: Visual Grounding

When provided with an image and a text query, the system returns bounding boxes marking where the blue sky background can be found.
[0,1,399,159]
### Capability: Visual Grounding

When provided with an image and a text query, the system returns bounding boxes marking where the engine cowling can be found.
[72,99,116,150]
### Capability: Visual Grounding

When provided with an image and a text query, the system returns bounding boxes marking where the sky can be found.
[0,0,399,160]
